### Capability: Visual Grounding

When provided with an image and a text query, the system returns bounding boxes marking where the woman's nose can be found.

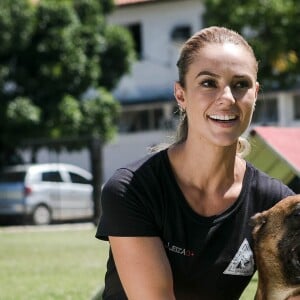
[216,86,236,104]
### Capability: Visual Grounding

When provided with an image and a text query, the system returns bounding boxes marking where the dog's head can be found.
[251,195,300,286]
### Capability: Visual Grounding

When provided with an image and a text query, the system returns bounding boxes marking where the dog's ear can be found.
[250,212,267,234]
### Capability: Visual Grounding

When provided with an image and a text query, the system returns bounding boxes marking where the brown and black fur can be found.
[251,195,300,300]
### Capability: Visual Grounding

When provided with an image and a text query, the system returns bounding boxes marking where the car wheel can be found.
[32,205,51,225]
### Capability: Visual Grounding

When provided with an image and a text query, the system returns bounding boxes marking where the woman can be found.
[96,26,294,299]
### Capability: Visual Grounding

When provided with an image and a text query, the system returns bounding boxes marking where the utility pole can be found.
[89,136,102,225]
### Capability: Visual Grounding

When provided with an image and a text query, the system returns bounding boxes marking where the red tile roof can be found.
[115,0,157,6]
[251,126,300,173]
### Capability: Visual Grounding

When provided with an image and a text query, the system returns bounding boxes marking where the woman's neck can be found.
[169,141,241,186]
[167,141,246,216]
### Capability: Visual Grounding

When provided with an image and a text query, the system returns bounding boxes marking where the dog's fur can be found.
[251,195,300,300]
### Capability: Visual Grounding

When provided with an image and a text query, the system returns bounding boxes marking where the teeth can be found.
[209,115,237,121]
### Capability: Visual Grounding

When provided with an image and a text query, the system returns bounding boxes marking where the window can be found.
[119,108,165,132]
[171,25,191,43]
[127,23,142,59]
[252,98,278,124]
[0,171,26,183]
[42,171,63,182]
[293,95,300,120]
[69,172,90,184]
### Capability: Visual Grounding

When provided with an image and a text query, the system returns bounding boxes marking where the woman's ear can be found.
[255,82,260,99]
[174,82,186,109]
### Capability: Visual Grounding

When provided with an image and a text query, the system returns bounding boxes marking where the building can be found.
[109,0,205,132]
[252,90,300,128]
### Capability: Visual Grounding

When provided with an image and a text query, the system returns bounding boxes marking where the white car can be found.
[0,163,94,225]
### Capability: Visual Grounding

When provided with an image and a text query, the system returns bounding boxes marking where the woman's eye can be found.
[201,79,217,88]
[234,81,250,89]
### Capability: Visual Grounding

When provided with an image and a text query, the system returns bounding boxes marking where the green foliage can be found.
[4,97,41,147]
[99,25,136,90]
[7,97,41,125]
[0,0,135,166]
[0,0,35,55]
[0,0,35,95]
[81,88,121,142]
[17,0,87,104]
[204,0,300,89]
[101,0,115,14]
[51,95,83,138]
[49,88,121,143]
[72,0,107,93]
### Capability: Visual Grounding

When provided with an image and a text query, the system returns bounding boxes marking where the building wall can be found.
[21,130,173,183]
[102,129,172,180]
[108,0,205,102]
[253,90,300,127]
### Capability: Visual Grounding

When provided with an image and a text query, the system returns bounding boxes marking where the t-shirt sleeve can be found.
[271,179,296,205]
[95,168,160,241]
[254,168,296,210]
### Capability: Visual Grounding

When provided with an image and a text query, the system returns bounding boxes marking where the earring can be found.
[178,106,186,122]
[179,105,186,114]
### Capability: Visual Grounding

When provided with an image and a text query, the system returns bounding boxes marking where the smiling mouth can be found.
[208,114,239,122]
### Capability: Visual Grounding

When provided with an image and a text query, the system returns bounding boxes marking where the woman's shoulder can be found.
[103,149,169,192]
[245,161,295,206]
[124,148,168,173]
[246,161,291,188]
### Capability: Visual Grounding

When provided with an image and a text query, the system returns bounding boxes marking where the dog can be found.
[251,195,300,300]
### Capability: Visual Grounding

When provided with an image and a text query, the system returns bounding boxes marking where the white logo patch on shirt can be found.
[223,238,254,276]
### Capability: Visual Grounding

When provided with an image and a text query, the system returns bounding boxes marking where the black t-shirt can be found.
[96,149,294,300]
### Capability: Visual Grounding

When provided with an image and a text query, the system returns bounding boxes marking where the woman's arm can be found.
[109,236,176,300]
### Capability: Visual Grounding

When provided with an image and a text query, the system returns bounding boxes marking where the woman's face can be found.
[175,42,259,148]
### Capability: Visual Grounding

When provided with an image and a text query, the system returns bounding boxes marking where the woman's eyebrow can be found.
[234,74,250,78]
[195,72,252,80]
[195,71,219,79]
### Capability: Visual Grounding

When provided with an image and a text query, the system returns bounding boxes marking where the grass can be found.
[0,224,257,299]
[0,225,109,300]
[241,272,258,299]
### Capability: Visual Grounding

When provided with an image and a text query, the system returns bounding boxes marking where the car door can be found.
[59,167,93,220]
[39,170,64,220]
[69,171,93,218]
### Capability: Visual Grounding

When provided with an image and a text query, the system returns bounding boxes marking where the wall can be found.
[21,130,174,183]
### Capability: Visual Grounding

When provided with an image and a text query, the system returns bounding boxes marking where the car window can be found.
[0,171,26,183]
[41,171,63,182]
[69,172,90,184]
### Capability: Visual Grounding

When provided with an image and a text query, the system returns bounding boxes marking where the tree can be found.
[204,0,300,90]
[0,0,135,166]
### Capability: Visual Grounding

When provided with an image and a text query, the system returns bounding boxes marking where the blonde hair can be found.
[177,26,258,88]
